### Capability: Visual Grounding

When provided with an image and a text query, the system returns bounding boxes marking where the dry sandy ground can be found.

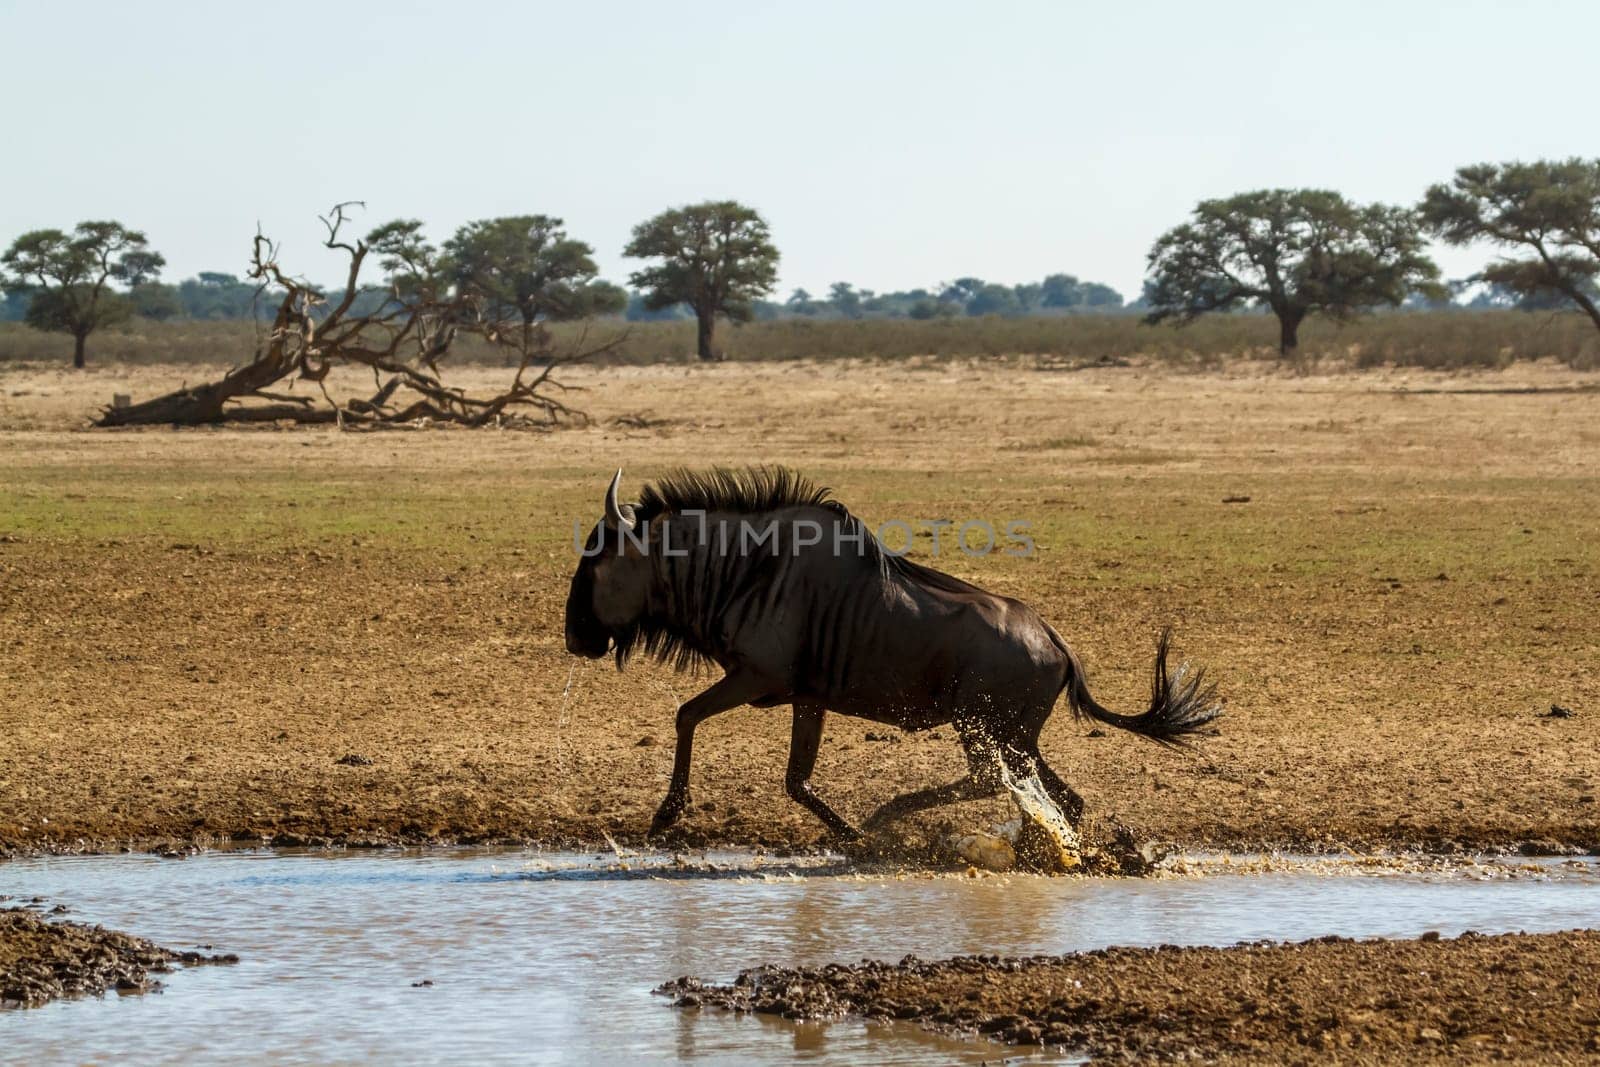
[661,929,1600,1063]
[0,356,1596,856]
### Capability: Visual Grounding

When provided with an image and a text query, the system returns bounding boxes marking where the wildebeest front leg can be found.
[785,703,861,840]
[650,672,771,836]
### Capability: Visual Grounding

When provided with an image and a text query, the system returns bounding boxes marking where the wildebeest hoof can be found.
[648,803,687,837]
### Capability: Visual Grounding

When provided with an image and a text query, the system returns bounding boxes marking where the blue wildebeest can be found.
[564,467,1220,839]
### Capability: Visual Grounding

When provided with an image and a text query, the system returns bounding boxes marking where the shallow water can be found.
[2,848,1598,1065]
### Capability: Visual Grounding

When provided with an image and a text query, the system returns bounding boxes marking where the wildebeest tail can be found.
[1059,627,1222,746]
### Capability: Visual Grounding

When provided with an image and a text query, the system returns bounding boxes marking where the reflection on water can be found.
[1,848,1597,1065]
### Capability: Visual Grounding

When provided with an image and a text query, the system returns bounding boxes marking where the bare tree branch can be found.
[96,206,626,429]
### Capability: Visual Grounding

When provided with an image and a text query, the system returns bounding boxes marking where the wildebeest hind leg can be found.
[859,777,1000,833]
[1007,743,1086,827]
[785,703,861,840]
[859,738,1005,833]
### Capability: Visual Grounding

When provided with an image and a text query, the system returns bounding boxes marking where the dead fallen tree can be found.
[96,204,622,429]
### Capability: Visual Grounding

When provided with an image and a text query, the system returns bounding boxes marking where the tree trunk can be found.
[95,350,297,426]
[516,312,534,368]
[1276,309,1305,356]
[695,309,719,361]
[1565,285,1600,334]
[72,332,87,369]
[1530,240,1600,334]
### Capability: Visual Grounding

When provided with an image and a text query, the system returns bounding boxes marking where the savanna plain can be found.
[2,355,1595,857]
[2,355,1599,1062]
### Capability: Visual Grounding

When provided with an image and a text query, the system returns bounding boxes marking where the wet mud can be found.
[661,929,1600,1063]
[0,904,236,1008]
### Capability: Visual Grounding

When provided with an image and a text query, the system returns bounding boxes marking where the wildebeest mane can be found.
[613,465,986,673]
[632,465,839,523]
[614,466,844,674]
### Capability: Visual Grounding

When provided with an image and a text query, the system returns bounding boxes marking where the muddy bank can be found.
[661,929,1600,1063]
[0,905,236,1008]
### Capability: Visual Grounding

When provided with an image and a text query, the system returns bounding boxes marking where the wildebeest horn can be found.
[605,468,635,530]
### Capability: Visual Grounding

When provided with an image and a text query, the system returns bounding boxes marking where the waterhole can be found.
[3,848,1597,1064]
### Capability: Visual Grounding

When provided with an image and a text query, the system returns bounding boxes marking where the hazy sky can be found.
[3,0,1595,300]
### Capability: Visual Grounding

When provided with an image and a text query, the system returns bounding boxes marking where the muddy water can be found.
[3,849,1598,1064]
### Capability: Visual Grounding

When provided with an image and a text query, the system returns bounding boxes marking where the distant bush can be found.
[1,311,1596,370]
[565,311,1600,369]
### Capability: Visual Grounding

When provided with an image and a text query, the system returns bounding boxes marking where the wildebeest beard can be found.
[609,603,708,674]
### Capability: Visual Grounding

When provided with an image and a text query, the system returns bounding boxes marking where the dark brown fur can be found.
[565,466,1221,839]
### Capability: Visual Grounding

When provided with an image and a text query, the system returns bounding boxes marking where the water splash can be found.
[554,661,578,777]
[1000,763,1083,871]
[952,762,1083,872]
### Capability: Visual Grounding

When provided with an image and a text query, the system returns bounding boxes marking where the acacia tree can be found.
[1144,190,1439,355]
[1419,159,1600,331]
[1040,273,1082,308]
[2,221,164,368]
[624,201,779,360]
[829,281,863,319]
[442,216,625,350]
